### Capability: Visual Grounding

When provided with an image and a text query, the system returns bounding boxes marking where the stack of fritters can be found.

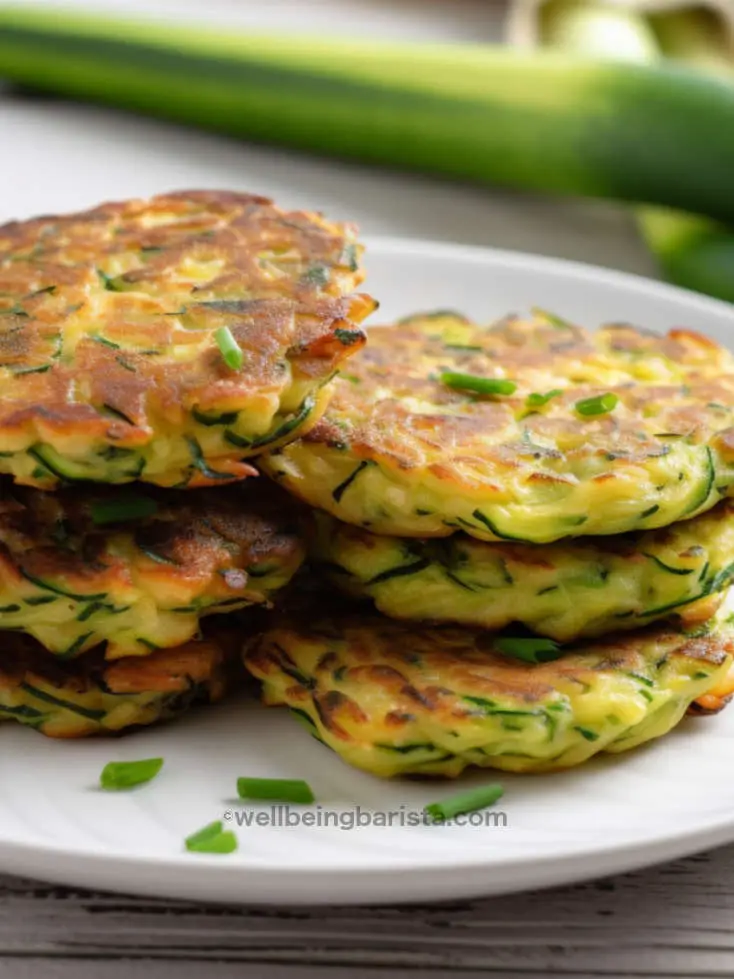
[0,190,372,736]
[5,192,734,781]
[245,310,734,776]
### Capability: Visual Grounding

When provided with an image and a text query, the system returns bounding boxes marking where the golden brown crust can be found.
[0,479,305,658]
[0,621,245,737]
[0,191,373,487]
[244,589,734,776]
[262,311,734,542]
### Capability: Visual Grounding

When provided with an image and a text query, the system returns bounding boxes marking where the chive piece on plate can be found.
[215,326,244,370]
[494,637,562,664]
[185,820,238,854]
[440,372,517,396]
[425,783,504,823]
[526,388,563,408]
[575,393,619,416]
[90,495,158,525]
[237,776,315,804]
[99,757,163,790]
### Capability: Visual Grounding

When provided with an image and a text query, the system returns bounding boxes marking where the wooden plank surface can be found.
[0,843,732,975]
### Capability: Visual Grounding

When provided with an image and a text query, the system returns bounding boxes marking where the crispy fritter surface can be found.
[244,590,734,777]
[0,625,241,737]
[262,310,734,543]
[311,502,734,641]
[0,190,373,488]
[0,480,304,659]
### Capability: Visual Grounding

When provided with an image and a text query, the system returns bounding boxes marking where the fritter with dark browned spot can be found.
[0,190,373,487]
[261,310,734,543]
[0,479,304,658]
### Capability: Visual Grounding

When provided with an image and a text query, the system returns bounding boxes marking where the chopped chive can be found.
[440,372,517,396]
[237,777,315,804]
[90,495,158,525]
[575,393,619,416]
[494,637,562,664]
[185,820,238,854]
[99,758,163,790]
[526,388,563,409]
[215,326,244,371]
[425,783,504,823]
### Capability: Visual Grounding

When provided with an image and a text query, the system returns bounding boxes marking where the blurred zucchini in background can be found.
[2,7,734,229]
[534,0,734,302]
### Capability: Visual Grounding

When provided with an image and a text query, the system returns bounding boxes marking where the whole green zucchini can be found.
[538,0,734,303]
[2,6,734,224]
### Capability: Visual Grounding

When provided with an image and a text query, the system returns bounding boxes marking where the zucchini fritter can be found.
[0,627,240,737]
[0,481,304,659]
[311,502,734,641]
[244,594,734,777]
[0,190,373,488]
[262,310,734,543]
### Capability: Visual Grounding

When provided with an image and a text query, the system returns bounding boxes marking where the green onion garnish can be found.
[237,777,315,804]
[90,495,158,525]
[425,783,504,823]
[99,757,163,790]
[215,326,244,370]
[440,372,517,396]
[494,637,562,663]
[575,393,619,417]
[526,388,563,409]
[184,820,238,854]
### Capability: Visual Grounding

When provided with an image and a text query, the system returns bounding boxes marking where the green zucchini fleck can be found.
[334,328,363,346]
[366,558,431,585]
[93,335,121,350]
[186,436,236,481]
[19,681,106,719]
[0,703,45,719]
[682,446,716,516]
[575,726,600,742]
[375,742,441,754]
[250,394,316,449]
[339,244,359,271]
[471,509,534,543]
[193,408,239,427]
[19,570,106,602]
[332,460,372,503]
[301,263,330,286]
[643,553,695,575]
[57,633,95,659]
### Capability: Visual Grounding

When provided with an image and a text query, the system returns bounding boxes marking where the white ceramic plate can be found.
[3,237,734,907]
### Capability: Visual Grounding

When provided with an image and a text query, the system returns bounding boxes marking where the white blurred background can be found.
[0,0,655,275]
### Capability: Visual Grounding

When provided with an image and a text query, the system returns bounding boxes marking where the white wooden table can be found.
[2,0,729,975]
